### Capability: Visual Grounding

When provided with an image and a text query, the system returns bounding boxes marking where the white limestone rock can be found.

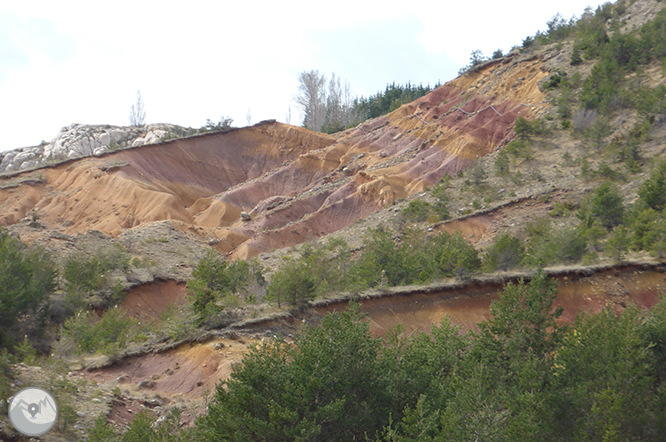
[97,132,110,146]
[0,123,190,174]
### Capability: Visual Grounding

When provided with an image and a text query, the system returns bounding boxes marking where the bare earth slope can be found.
[0,54,547,259]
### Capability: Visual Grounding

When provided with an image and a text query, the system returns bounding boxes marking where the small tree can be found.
[606,225,629,261]
[187,250,230,319]
[514,117,534,140]
[495,150,510,177]
[591,181,625,230]
[469,161,488,186]
[638,161,666,212]
[266,260,315,308]
[129,90,146,127]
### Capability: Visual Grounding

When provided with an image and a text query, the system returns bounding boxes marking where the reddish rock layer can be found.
[0,55,549,257]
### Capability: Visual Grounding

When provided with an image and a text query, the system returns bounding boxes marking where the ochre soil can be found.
[0,55,548,259]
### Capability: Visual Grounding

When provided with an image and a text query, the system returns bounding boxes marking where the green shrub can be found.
[266,259,315,308]
[606,224,629,261]
[63,245,130,293]
[524,219,588,266]
[403,200,435,222]
[402,198,449,223]
[495,150,510,176]
[484,233,526,272]
[638,161,666,212]
[0,349,15,413]
[591,181,625,230]
[187,249,260,319]
[0,228,55,349]
[60,307,140,354]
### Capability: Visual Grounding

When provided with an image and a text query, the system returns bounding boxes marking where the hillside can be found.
[2,0,666,440]
[0,54,547,259]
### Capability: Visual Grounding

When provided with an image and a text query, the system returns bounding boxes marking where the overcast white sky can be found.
[1,0,609,152]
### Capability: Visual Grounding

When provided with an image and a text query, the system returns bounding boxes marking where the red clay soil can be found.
[85,336,256,400]
[120,280,189,321]
[0,55,549,258]
[84,264,665,408]
[316,266,665,337]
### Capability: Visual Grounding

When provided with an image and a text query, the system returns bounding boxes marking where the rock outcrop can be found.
[0,123,190,174]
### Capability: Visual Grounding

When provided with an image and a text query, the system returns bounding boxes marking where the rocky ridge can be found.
[0,123,190,174]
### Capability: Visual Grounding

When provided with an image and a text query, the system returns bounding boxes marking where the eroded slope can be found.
[0,54,548,258]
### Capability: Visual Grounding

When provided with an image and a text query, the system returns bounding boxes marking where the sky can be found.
[1,0,610,152]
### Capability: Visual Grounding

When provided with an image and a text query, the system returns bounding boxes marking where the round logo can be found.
[8,387,58,436]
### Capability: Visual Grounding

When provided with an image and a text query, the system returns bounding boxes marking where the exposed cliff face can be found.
[0,53,549,258]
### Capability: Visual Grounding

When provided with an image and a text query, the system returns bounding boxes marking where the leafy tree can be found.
[60,307,138,354]
[0,229,55,349]
[402,200,435,222]
[469,161,488,186]
[63,245,129,295]
[87,414,118,442]
[432,231,481,280]
[458,50,488,75]
[356,81,440,120]
[402,198,448,223]
[629,207,659,250]
[199,116,233,133]
[187,249,231,317]
[551,306,661,440]
[570,46,583,65]
[477,269,564,365]
[524,218,588,266]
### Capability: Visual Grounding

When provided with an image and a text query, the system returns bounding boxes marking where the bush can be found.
[524,218,588,266]
[0,228,55,349]
[484,233,525,272]
[514,117,549,140]
[187,249,260,319]
[266,259,315,308]
[403,200,435,222]
[638,161,666,212]
[495,150,510,176]
[347,228,481,288]
[606,224,629,261]
[197,303,392,442]
[63,245,130,293]
[60,307,141,355]
[402,198,448,223]
[591,181,625,230]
